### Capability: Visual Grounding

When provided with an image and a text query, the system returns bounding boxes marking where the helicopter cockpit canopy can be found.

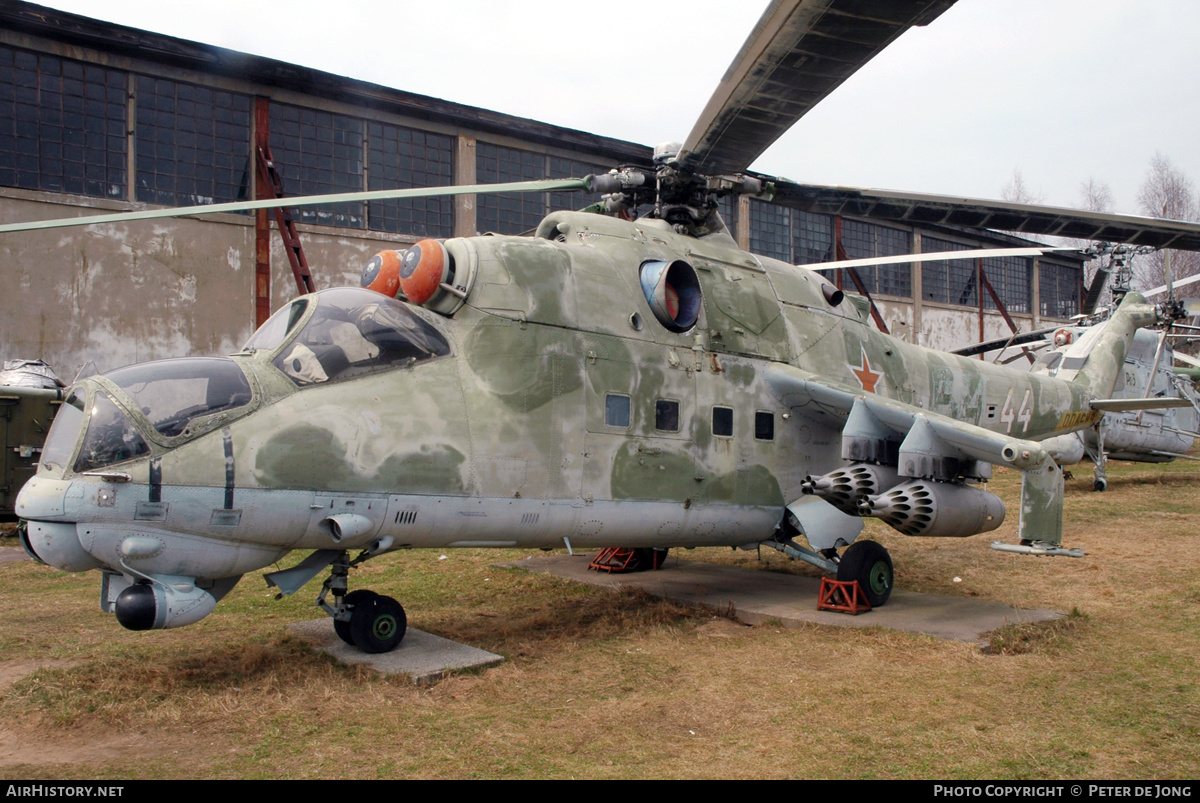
[38,356,256,475]
[106,358,254,438]
[246,287,451,386]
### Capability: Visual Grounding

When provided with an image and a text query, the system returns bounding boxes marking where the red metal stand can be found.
[817,578,873,615]
[587,547,668,573]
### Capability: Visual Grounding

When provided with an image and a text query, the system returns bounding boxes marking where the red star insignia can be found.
[851,348,881,393]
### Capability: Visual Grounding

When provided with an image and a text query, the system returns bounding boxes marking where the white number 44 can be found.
[1000,388,1032,434]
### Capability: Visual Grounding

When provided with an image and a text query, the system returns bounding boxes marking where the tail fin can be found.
[1060,292,1157,397]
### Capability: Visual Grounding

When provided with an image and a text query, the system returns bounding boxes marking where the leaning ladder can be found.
[256,144,316,295]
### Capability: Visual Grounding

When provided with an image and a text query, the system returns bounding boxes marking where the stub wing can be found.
[765,365,1064,548]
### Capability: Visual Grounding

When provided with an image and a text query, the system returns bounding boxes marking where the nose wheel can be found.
[348,593,407,654]
[318,552,409,654]
[330,589,408,653]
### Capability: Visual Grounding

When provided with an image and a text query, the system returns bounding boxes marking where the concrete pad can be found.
[507,554,1062,643]
[289,619,503,684]
[0,547,30,564]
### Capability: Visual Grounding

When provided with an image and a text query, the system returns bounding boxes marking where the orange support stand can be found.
[817,578,873,615]
[588,547,668,573]
[588,547,640,573]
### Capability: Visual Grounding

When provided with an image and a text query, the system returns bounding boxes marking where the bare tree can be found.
[1000,167,1045,205]
[1079,177,1114,214]
[1138,152,1197,222]
[1134,153,1200,294]
[1075,177,1116,309]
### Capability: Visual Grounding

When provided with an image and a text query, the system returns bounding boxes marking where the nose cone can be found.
[17,476,101,572]
[15,475,69,520]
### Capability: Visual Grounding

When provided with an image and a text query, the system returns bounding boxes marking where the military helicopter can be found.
[13,0,1200,654]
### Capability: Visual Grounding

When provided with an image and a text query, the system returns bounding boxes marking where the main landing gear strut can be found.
[316,551,407,654]
[263,546,408,654]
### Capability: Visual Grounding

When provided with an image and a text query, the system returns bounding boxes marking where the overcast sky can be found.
[28,0,1200,216]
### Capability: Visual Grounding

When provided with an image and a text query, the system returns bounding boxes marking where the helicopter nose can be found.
[15,475,70,520]
[21,521,101,572]
[16,476,102,572]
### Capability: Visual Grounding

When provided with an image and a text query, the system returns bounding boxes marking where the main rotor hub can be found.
[587,158,770,238]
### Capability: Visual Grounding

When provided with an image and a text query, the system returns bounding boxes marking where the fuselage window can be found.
[655,399,680,433]
[712,406,733,437]
[605,393,631,428]
[755,410,775,441]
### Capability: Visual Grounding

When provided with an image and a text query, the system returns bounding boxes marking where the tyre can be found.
[349,594,407,654]
[334,589,378,645]
[626,548,668,571]
[836,540,894,607]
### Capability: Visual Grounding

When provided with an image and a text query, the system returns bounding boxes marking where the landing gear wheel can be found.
[837,540,894,607]
[333,589,378,645]
[1093,478,1107,492]
[349,593,407,654]
[642,547,669,570]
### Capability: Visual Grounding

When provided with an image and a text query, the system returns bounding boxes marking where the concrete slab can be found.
[507,554,1062,643]
[0,547,30,564]
[288,620,504,684]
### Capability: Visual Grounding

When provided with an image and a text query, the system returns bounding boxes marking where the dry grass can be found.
[0,460,1198,779]
[982,609,1086,655]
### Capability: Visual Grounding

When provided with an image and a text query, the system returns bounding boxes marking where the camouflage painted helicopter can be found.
[13,0,1200,654]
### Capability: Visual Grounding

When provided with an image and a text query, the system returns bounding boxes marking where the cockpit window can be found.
[106,358,253,437]
[74,391,150,472]
[272,288,450,386]
[40,390,84,471]
[244,298,309,353]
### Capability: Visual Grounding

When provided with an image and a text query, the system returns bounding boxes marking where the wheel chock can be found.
[588,547,642,573]
[817,578,873,615]
[588,547,669,573]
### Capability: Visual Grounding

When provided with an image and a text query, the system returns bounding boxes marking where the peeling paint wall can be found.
[0,189,413,378]
[918,302,1042,356]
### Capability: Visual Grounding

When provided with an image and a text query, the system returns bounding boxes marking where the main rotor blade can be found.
[799,244,1078,272]
[680,0,956,175]
[772,181,1200,251]
[0,178,588,234]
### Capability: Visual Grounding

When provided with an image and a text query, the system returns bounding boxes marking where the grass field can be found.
[0,460,1197,779]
